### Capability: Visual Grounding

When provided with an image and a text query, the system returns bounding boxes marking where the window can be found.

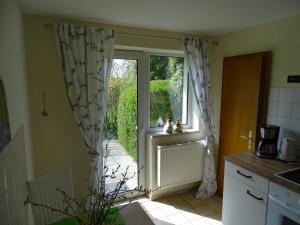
[149,55,188,128]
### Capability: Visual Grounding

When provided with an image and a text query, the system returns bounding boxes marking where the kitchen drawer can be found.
[222,174,267,225]
[225,161,269,194]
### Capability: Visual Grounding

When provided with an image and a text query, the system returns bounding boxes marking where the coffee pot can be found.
[256,125,280,159]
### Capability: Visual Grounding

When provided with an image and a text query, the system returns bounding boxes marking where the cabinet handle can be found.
[247,190,263,201]
[237,170,252,179]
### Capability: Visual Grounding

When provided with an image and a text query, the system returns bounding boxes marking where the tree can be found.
[167,57,184,121]
[150,56,168,80]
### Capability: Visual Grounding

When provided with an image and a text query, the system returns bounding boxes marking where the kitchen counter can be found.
[224,151,300,194]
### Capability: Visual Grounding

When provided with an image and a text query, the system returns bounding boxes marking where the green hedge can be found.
[117,84,138,160]
[104,77,125,138]
[117,80,172,160]
[150,80,172,126]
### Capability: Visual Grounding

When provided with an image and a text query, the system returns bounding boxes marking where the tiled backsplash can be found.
[267,87,300,157]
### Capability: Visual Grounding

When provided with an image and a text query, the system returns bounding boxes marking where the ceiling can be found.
[18,0,300,35]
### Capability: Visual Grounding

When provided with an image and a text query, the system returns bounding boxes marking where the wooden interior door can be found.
[217,52,271,196]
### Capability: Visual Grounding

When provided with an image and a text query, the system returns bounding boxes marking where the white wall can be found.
[0,0,33,224]
[266,87,300,157]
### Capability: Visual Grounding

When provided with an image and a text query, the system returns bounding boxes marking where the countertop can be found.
[224,151,300,194]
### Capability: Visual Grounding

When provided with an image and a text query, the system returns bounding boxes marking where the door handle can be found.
[240,130,253,150]
[240,130,253,140]
[240,135,253,141]
[240,136,253,140]
[237,170,252,179]
[247,190,264,201]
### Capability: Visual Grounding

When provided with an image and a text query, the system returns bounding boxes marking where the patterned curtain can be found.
[183,37,217,198]
[55,23,115,194]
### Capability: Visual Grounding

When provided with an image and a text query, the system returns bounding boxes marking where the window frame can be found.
[111,50,147,190]
[146,52,192,132]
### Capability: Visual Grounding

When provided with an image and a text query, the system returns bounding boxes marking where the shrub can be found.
[117,84,137,160]
[150,80,172,126]
[117,80,172,160]
[104,77,125,138]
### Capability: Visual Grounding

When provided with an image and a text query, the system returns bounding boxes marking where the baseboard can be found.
[148,181,200,200]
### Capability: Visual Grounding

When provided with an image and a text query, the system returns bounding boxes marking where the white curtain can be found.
[55,23,115,194]
[183,37,217,198]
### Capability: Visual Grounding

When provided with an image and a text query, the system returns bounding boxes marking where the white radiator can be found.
[27,166,74,225]
[157,141,205,189]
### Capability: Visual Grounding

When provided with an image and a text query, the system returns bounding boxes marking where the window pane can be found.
[150,55,187,128]
[104,58,138,192]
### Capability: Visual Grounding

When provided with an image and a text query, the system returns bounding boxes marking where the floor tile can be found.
[205,216,223,225]
[167,195,185,204]
[173,201,194,211]
[156,197,171,205]
[190,217,212,225]
[138,191,223,225]
[142,201,164,211]
[194,205,215,217]
[160,205,179,217]
[181,210,203,221]
[167,213,190,225]
[147,208,166,219]
[207,203,222,214]
[206,214,222,221]
[154,217,173,225]
[179,192,195,201]
[188,197,215,208]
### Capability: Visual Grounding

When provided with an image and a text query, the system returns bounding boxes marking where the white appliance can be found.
[266,182,300,225]
[278,137,297,162]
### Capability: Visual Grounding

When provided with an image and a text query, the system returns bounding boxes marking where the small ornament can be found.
[173,120,183,133]
[156,116,164,128]
[163,117,173,134]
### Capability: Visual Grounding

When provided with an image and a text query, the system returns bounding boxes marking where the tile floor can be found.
[138,191,223,225]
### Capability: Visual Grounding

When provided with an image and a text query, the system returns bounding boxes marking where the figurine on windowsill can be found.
[163,116,173,134]
[173,120,183,133]
[156,116,164,128]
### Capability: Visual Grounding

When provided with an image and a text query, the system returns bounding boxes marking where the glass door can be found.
[103,51,145,196]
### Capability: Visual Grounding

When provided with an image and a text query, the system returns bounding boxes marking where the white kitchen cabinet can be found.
[222,161,268,225]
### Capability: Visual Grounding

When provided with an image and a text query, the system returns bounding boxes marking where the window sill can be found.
[147,128,201,139]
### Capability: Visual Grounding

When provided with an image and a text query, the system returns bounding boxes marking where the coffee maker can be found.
[256,125,280,159]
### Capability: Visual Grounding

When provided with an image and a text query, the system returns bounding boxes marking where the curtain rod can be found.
[43,23,218,45]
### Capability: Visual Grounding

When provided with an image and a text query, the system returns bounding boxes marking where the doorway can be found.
[217,52,271,196]
[103,51,146,195]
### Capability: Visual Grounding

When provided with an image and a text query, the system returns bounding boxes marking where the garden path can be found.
[103,139,138,192]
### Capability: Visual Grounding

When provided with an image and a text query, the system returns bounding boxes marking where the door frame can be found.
[113,50,147,190]
[217,51,272,195]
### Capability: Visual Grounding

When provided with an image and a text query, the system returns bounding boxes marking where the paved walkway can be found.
[103,139,138,192]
